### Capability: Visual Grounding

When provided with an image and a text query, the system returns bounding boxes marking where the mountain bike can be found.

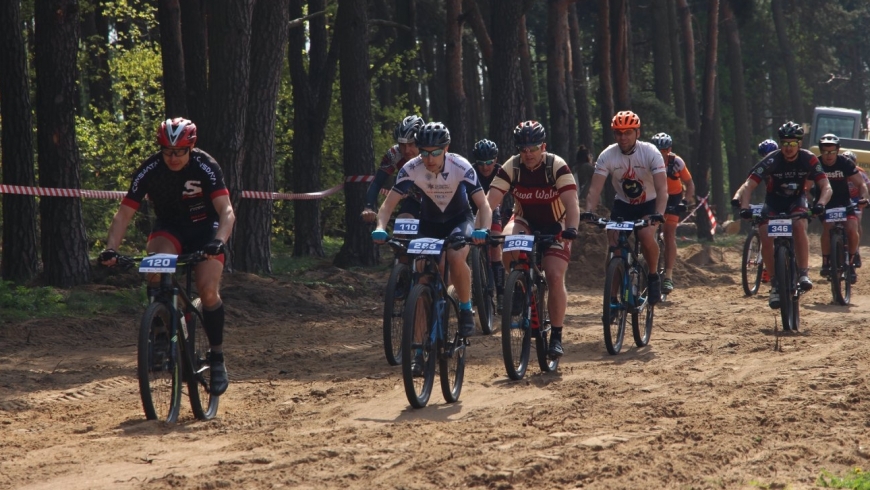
[494,233,560,380]
[763,212,809,331]
[381,218,417,366]
[470,243,494,335]
[117,252,219,422]
[587,217,655,355]
[401,235,473,408]
[821,206,855,306]
[741,204,765,296]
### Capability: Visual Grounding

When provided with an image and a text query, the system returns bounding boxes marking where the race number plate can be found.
[605,221,634,231]
[393,218,420,235]
[503,235,535,252]
[750,204,764,217]
[407,238,444,255]
[767,219,792,237]
[825,207,847,222]
[139,254,178,273]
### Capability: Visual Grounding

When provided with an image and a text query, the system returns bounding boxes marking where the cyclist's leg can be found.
[663,217,678,278]
[489,219,505,306]
[847,215,860,255]
[501,217,531,270]
[445,215,475,336]
[542,250,569,327]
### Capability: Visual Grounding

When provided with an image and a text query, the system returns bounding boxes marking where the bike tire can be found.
[533,279,558,372]
[602,258,628,355]
[439,295,465,403]
[632,261,654,347]
[383,263,411,365]
[470,246,494,335]
[741,230,763,296]
[830,232,847,305]
[138,301,182,422]
[774,245,794,331]
[502,270,531,380]
[402,284,436,408]
[186,298,219,420]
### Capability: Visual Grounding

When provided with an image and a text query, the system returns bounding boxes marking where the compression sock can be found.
[202,301,225,348]
[491,261,505,294]
[459,301,473,311]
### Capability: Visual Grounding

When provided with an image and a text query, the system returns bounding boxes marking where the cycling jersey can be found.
[665,153,692,196]
[594,141,665,205]
[472,165,502,225]
[393,153,483,223]
[489,154,576,230]
[817,154,858,208]
[848,166,869,199]
[123,149,229,229]
[748,149,825,200]
[365,144,423,213]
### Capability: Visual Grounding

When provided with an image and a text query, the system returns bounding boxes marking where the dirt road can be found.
[2,238,870,489]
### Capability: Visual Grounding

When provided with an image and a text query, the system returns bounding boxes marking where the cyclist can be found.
[361,115,425,224]
[99,118,235,396]
[486,120,580,359]
[583,110,668,305]
[471,138,505,311]
[371,122,491,374]
[735,121,832,309]
[845,150,869,255]
[758,139,779,158]
[812,135,869,281]
[650,132,696,295]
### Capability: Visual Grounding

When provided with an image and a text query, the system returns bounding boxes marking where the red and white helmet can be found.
[157,118,197,147]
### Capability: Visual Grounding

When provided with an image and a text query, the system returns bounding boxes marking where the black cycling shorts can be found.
[150,219,220,255]
[418,211,474,240]
[611,199,657,222]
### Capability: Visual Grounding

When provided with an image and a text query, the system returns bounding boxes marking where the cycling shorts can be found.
[611,199,657,223]
[664,194,683,225]
[760,195,807,223]
[149,220,226,265]
[397,197,421,218]
[418,211,474,241]
[507,216,571,263]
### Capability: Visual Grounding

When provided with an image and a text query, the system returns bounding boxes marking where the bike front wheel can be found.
[502,270,531,380]
[186,298,219,420]
[602,258,628,354]
[775,245,795,331]
[138,301,182,422]
[439,296,465,403]
[470,246,494,335]
[741,229,763,296]
[830,231,849,305]
[402,284,436,408]
[533,280,558,372]
[632,262,653,347]
[383,263,411,365]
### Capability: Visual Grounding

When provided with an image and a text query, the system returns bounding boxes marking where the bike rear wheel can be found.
[775,245,795,331]
[830,231,849,305]
[402,284,436,408]
[383,263,411,365]
[502,270,531,380]
[186,298,219,420]
[632,262,654,347]
[602,258,628,354]
[470,246,494,334]
[439,296,465,403]
[533,279,558,372]
[138,301,182,422]
[741,230,763,296]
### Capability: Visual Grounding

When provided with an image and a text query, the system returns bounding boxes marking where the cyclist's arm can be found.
[559,186,581,229]
[737,178,759,210]
[211,194,236,244]
[471,190,492,230]
[364,168,391,211]
[105,203,137,251]
[584,173,608,212]
[848,173,870,201]
[683,176,696,206]
[653,171,668,215]
[815,177,833,206]
[486,188,505,217]
[375,190,404,231]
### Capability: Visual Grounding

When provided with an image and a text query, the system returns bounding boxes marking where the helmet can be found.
[513,120,546,147]
[651,132,673,150]
[777,121,804,140]
[611,110,641,130]
[393,115,424,144]
[842,150,857,164]
[472,139,499,161]
[415,122,451,147]
[757,139,779,156]
[157,118,197,147]
[819,133,840,148]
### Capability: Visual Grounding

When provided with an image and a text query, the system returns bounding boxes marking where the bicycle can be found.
[401,235,474,408]
[587,216,655,355]
[117,251,219,422]
[381,218,417,366]
[494,232,560,380]
[470,240,495,335]
[740,204,765,296]
[820,206,855,306]
[758,211,809,331]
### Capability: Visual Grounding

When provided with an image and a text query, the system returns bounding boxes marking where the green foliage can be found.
[0,279,143,323]
[817,467,870,489]
[0,281,64,319]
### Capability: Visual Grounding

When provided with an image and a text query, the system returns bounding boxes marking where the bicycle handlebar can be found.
[112,251,209,272]
[583,216,651,230]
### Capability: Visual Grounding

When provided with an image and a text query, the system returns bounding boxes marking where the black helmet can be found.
[472,139,498,161]
[393,115,424,144]
[777,121,804,140]
[513,120,546,147]
[415,122,451,147]
[651,132,673,150]
[819,133,840,148]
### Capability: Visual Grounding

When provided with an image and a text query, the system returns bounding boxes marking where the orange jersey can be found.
[665,153,692,195]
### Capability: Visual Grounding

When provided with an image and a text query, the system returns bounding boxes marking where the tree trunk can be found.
[158,0,188,118]
[722,0,751,201]
[770,0,803,123]
[518,17,536,121]
[335,0,378,268]
[489,0,526,160]
[35,0,91,287]
[651,0,671,104]
[676,0,700,173]
[546,0,569,160]
[200,0,255,271]
[667,0,686,120]
[464,33,486,138]
[235,0,290,273]
[396,0,418,112]
[569,3,594,154]
[180,0,208,126]
[695,0,719,241]
[79,1,112,114]
[597,0,614,149]
[445,0,469,155]
[0,0,40,283]
[612,0,630,109]
[712,82,726,220]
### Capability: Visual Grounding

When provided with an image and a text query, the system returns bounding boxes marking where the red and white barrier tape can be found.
[701,196,718,235]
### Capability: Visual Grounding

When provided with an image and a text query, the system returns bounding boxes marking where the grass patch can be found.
[817,467,870,489]
[0,281,144,323]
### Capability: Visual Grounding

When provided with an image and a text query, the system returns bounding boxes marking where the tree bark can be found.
[518,17,536,121]
[334,0,378,268]
[445,0,469,155]
[180,0,208,126]
[35,0,91,287]
[464,33,486,138]
[651,0,671,104]
[79,1,112,113]
[612,0,630,109]
[569,3,593,154]
[676,0,700,172]
[489,0,526,159]
[158,0,188,118]
[667,0,686,120]
[546,0,570,160]
[721,0,751,203]
[695,0,719,240]
[597,0,615,149]
[770,0,803,123]
[0,0,40,283]
[235,0,290,273]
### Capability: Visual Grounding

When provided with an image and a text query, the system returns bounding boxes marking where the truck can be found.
[807,106,870,168]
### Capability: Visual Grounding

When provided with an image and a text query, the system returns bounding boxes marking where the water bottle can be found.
[630,270,639,297]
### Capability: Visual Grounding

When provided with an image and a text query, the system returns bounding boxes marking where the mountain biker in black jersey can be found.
[471,138,505,311]
[99,118,235,396]
[371,122,492,373]
[361,115,425,224]
[735,121,832,309]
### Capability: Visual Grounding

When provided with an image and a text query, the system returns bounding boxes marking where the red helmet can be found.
[611,111,641,130]
[157,118,197,147]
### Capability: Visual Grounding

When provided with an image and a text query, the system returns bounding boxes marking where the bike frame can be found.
[505,234,556,335]
[410,240,465,358]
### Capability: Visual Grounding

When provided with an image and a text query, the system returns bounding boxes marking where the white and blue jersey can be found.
[393,153,483,223]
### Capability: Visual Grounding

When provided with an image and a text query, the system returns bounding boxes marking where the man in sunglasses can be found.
[486,120,581,360]
[471,138,505,311]
[735,121,831,310]
[99,117,235,396]
[583,110,669,305]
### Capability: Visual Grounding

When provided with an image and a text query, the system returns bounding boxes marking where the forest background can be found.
[0,0,868,288]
